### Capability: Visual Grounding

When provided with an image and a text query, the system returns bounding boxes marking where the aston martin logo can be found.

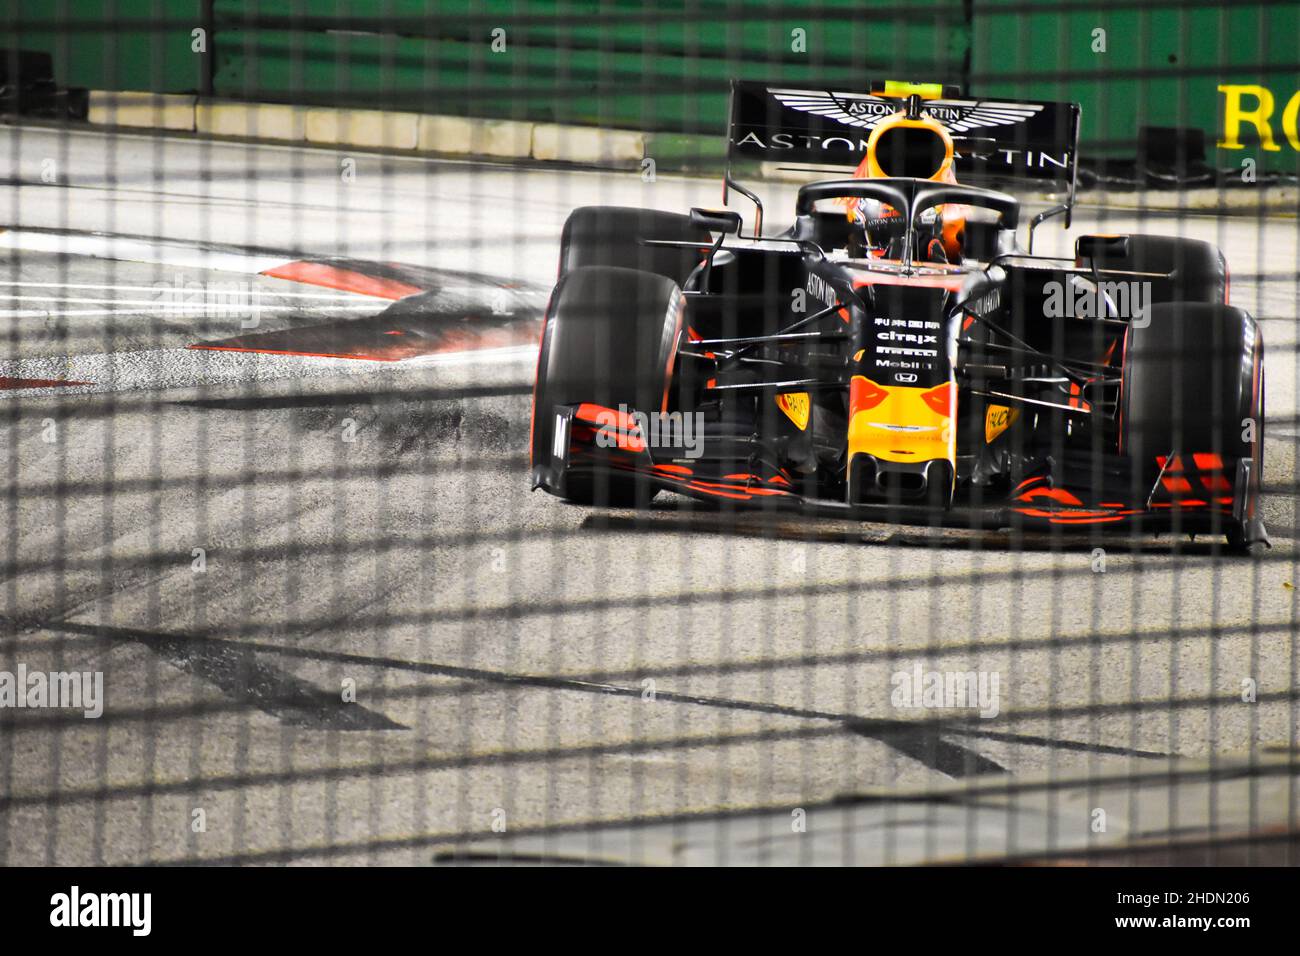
[769,89,1043,133]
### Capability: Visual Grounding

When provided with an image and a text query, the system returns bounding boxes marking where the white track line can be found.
[0,280,376,300]
[0,229,290,274]
[0,296,387,308]
[0,342,537,395]
[0,305,385,319]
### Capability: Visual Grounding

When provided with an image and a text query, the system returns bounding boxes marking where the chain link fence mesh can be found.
[0,1,1297,868]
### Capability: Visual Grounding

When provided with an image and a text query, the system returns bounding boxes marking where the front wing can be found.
[535,403,1267,543]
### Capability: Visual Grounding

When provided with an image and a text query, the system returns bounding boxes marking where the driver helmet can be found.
[845,104,966,262]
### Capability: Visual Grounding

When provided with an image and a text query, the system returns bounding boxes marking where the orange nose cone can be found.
[920,381,954,416]
[847,376,957,467]
[850,375,889,412]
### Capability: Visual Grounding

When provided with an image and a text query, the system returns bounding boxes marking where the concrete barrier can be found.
[88,92,197,131]
[87,94,640,168]
[532,123,644,165]
[196,101,307,141]
[417,117,533,158]
[304,107,421,150]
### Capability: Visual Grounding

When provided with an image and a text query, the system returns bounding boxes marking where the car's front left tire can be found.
[530,265,684,505]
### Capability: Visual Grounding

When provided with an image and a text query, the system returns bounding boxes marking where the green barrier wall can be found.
[208,0,968,134]
[4,1,1299,172]
[1,0,204,93]
[971,0,1300,172]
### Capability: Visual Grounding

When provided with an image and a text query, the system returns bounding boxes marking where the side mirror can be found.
[1026,202,1069,254]
[1075,234,1130,261]
[690,207,742,235]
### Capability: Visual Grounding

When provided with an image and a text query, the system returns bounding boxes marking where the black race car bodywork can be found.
[530,81,1267,550]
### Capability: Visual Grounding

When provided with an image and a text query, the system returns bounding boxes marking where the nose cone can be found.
[847,376,956,506]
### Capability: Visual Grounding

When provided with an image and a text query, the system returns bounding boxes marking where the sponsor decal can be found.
[733,131,871,153]
[984,404,1019,444]
[728,82,1077,183]
[734,129,1070,171]
[877,346,939,357]
[869,316,942,370]
[964,287,1001,316]
[804,272,839,309]
[876,330,939,347]
[1218,84,1300,152]
[775,391,811,430]
[552,413,569,460]
[769,90,1043,133]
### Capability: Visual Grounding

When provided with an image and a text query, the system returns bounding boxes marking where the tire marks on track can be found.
[116,626,405,731]
[19,622,1172,780]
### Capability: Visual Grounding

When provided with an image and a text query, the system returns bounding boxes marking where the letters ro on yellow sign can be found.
[1218,84,1300,152]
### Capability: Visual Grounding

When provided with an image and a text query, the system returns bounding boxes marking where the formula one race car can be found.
[530,80,1267,550]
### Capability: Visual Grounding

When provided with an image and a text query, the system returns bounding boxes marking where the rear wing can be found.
[724,80,1081,235]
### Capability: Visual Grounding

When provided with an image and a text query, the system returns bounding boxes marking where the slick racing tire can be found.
[1120,302,1263,549]
[1085,234,1228,306]
[558,206,712,285]
[530,265,684,505]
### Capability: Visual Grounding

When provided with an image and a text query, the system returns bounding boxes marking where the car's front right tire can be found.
[1120,301,1263,549]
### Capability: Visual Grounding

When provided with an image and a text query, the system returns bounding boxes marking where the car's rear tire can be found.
[1120,302,1263,548]
[1083,234,1228,305]
[530,266,684,505]
[559,206,712,284]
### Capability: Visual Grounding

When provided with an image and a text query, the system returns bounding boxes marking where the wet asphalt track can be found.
[0,125,1298,864]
